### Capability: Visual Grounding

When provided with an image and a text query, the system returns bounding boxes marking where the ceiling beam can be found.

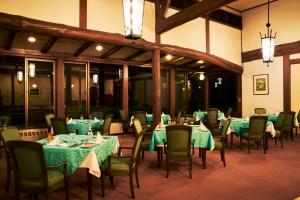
[156,0,236,34]
[100,45,123,59]
[166,56,185,64]
[4,30,16,50]
[73,41,93,57]
[124,49,145,61]
[41,36,58,54]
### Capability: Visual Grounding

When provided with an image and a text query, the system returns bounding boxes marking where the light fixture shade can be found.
[118,68,123,79]
[123,0,145,39]
[199,72,205,81]
[92,74,98,84]
[217,77,222,85]
[29,63,35,77]
[17,71,23,83]
[261,36,275,62]
[215,82,218,88]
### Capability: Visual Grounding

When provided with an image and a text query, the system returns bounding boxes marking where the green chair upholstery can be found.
[101,115,112,135]
[133,118,150,160]
[134,111,151,132]
[275,111,296,148]
[0,115,10,127]
[240,116,268,154]
[225,107,233,118]
[274,112,286,130]
[165,125,193,179]
[254,108,267,114]
[119,109,130,135]
[0,127,21,191]
[6,140,69,200]
[50,118,69,135]
[213,119,231,167]
[45,114,55,131]
[295,110,300,136]
[100,121,143,199]
[204,108,219,134]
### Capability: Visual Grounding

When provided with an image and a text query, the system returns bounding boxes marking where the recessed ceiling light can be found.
[28,36,36,43]
[197,60,204,64]
[95,45,103,52]
[165,54,173,61]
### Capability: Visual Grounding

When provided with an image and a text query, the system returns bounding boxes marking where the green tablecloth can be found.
[67,119,104,135]
[149,125,215,152]
[38,134,118,175]
[146,114,171,125]
[193,111,224,121]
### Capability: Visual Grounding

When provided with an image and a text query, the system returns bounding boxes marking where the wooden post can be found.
[169,68,175,119]
[152,49,161,129]
[122,64,129,118]
[237,74,242,117]
[204,74,209,110]
[283,54,291,112]
[56,58,65,118]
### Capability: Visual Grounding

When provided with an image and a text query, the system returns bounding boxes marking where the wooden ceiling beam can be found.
[73,41,93,57]
[41,36,58,54]
[166,56,185,64]
[156,0,236,34]
[124,49,145,61]
[4,30,16,50]
[100,45,123,59]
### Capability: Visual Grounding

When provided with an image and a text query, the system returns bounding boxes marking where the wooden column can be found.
[169,68,175,119]
[205,17,210,54]
[283,54,291,112]
[56,58,65,118]
[11,73,15,106]
[237,74,242,117]
[204,74,209,110]
[122,64,129,118]
[152,49,161,129]
[79,0,87,29]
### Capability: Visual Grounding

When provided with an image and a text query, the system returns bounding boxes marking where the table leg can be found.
[87,169,92,200]
[230,133,233,149]
[201,148,206,169]
[156,147,160,168]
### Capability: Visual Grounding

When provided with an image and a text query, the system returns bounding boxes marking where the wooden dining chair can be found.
[7,140,69,200]
[50,118,69,135]
[254,108,267,115]
[275,111,296,148]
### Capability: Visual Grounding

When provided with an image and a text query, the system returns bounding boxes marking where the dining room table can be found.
[129,113,171,126]
[149,124,215,169]
[67,118,104,135]
[38,134,119,200]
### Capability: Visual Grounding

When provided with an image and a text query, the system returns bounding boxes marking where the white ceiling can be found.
[227,0,270,12]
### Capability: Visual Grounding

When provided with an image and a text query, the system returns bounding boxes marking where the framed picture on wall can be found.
[253,74,269,95]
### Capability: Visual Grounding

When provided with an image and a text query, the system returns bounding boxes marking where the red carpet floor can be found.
[1,133,300,200]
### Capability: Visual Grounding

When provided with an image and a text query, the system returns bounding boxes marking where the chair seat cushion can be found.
[103,157,131,176]
[213,138,223,150]
[275,129,282,136]
[141,140,151,150]
[241,132,262,140]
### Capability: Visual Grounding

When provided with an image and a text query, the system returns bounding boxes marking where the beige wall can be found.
[242,0,300,52]
[0,0,79,27]
[242,57,283,116]
[210,21,241,65]
[291,64,300,112]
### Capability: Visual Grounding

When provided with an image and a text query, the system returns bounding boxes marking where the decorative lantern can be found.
[29,63,35,77]
[17,71,23,83]
[92,74,98,84]
[199,72,205,81]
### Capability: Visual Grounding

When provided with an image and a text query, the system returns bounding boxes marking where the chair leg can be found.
[247,141,250,154]
[100,176,105,198]
[240,136,242,150]
[34,193,38,200]
[189,158,192,179]
[109,176,114,187]
[221,149,226,167]
[5,157,11,191]
[280,135,283,148]
[198,148,201,158]
[291,131,294,142]
[166,156,169,178]
[129,174,135,199]
[141,150,145,160]
[64,177,69,200]
[135,168,140,188]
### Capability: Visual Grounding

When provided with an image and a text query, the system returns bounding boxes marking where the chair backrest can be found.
[282,111,296,132]
[297,110,300,123]
[0,115,11,127]
[91,112,104,120]
[274,112,286,130]
[166,125,192,157]
[102,116,112,135]
[221,119,231,137]
[226,107,233,117]
[254,108,266,114]
[133,118,143,136]
[134,111,147,127]
[207,108,218,124]
[0,127,21,153]
[130,126,143,168]
[7,140,48,190]
[45,113,54,128]
[248,116,268,137]
[119,109,128,121]
[50,118,69,135]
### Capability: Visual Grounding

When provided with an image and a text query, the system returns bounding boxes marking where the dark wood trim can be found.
[4,31,16,50]
[100,46,123,59]
[155,0,235,34]
[124,49,145,61]
[290,58,300,65]
[122,64,128,118]
[166,56,185,64]
[169,68,175,118]
[152,48,161,129]
[237,74,242,117]
[205,17,210,54]
[182,60,197,66]
[11,73,15,106]
[204,74,209,110]
[56,58,65,118]
[242,40,300,63]
[41,36,58,54]
[283,55,291,112]
[79,0,87,29]
[241,0,278,13]
[73,41,93,57]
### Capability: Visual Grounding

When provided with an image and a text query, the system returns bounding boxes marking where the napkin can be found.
[200,122,209,131]
[94,117,98,121]
[67,118,73,123]
[48,136,60,146]
[245,117,250,121]
[95,132,103,144]
[161,112,165,116]
[195,114,200,122]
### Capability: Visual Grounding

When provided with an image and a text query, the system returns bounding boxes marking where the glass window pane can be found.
[161,69,169,114]
[175,72,186,114]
